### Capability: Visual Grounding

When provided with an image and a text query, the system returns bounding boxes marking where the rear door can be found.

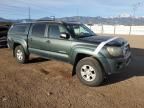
[28,23,51,57]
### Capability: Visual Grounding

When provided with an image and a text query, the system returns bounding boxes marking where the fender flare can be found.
[71,47,111,75]
[12,39,29,55]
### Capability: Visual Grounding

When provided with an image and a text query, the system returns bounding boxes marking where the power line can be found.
[0,0,63,19]
[13,0,59,15]
[0,9,27,14]
[0,10,27,15]
[0,3,28,9]
[132,1,144,17]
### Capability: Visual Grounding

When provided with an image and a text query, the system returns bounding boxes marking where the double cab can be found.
[8,20,131,86]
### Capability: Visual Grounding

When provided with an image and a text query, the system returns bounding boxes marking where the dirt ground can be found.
[0,48,144,108]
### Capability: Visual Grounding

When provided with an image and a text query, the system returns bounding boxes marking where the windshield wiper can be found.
[77,35,94,38]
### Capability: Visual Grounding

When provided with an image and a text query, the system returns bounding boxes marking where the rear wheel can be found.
[14,45,29,63]
[76,57,104,87]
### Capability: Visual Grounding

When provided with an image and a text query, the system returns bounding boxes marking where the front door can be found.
[47,24,72,62]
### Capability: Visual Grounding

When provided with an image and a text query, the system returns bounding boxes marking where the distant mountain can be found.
[0,17,34,23]
[57,16,144,25]
[1,16,144,25]
[0,17,9,22]
[38,16,144,25]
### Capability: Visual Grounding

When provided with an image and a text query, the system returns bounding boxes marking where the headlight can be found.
[107,47,123,57]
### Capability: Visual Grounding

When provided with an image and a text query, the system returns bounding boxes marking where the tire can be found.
[0,36,7,48]
[14,45,29,64]
[76,57,104,87]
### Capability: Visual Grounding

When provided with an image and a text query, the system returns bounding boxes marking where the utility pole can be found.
[130,1,143,35]
[28,7,31,20]
[76,8,80,22]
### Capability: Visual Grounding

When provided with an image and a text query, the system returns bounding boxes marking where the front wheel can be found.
[76,57,104,87]
[14,45,29,64]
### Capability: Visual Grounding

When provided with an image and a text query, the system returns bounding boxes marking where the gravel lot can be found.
[0,48,144,108]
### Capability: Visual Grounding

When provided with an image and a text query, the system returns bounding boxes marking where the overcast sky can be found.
[0,0,144,19]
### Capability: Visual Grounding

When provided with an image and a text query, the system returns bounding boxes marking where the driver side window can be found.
[48,24,68,39]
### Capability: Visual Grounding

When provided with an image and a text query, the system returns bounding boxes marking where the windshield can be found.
[66,24,96,38]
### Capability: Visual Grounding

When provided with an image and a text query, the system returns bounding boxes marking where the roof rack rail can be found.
[37,16,56,22]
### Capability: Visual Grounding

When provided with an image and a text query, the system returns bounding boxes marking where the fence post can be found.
[101,24,104,34]
[129,26,132,36]
[114,25,116,35]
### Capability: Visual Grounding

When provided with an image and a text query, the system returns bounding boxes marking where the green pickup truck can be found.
[7,20,131,86]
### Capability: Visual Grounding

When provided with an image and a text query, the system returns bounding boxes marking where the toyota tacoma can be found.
[7,20,131,86]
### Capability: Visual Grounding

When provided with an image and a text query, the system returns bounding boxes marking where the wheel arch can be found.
[13,40,28,57]
[72,53,106,76]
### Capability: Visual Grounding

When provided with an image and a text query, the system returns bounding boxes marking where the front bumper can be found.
[106,52,131,74]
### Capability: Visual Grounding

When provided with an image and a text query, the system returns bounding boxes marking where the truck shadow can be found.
[103,48,144,86]
[28,57,49,64]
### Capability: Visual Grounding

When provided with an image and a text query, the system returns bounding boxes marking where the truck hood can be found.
[76,35,127,47]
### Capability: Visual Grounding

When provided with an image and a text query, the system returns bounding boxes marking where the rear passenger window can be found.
[9,24,27,34]
[31,23,46,37]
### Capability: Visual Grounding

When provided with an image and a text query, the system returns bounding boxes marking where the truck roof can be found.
[14,20,81,25]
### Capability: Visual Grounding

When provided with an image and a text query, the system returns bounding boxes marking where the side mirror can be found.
[60,33,70,39]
